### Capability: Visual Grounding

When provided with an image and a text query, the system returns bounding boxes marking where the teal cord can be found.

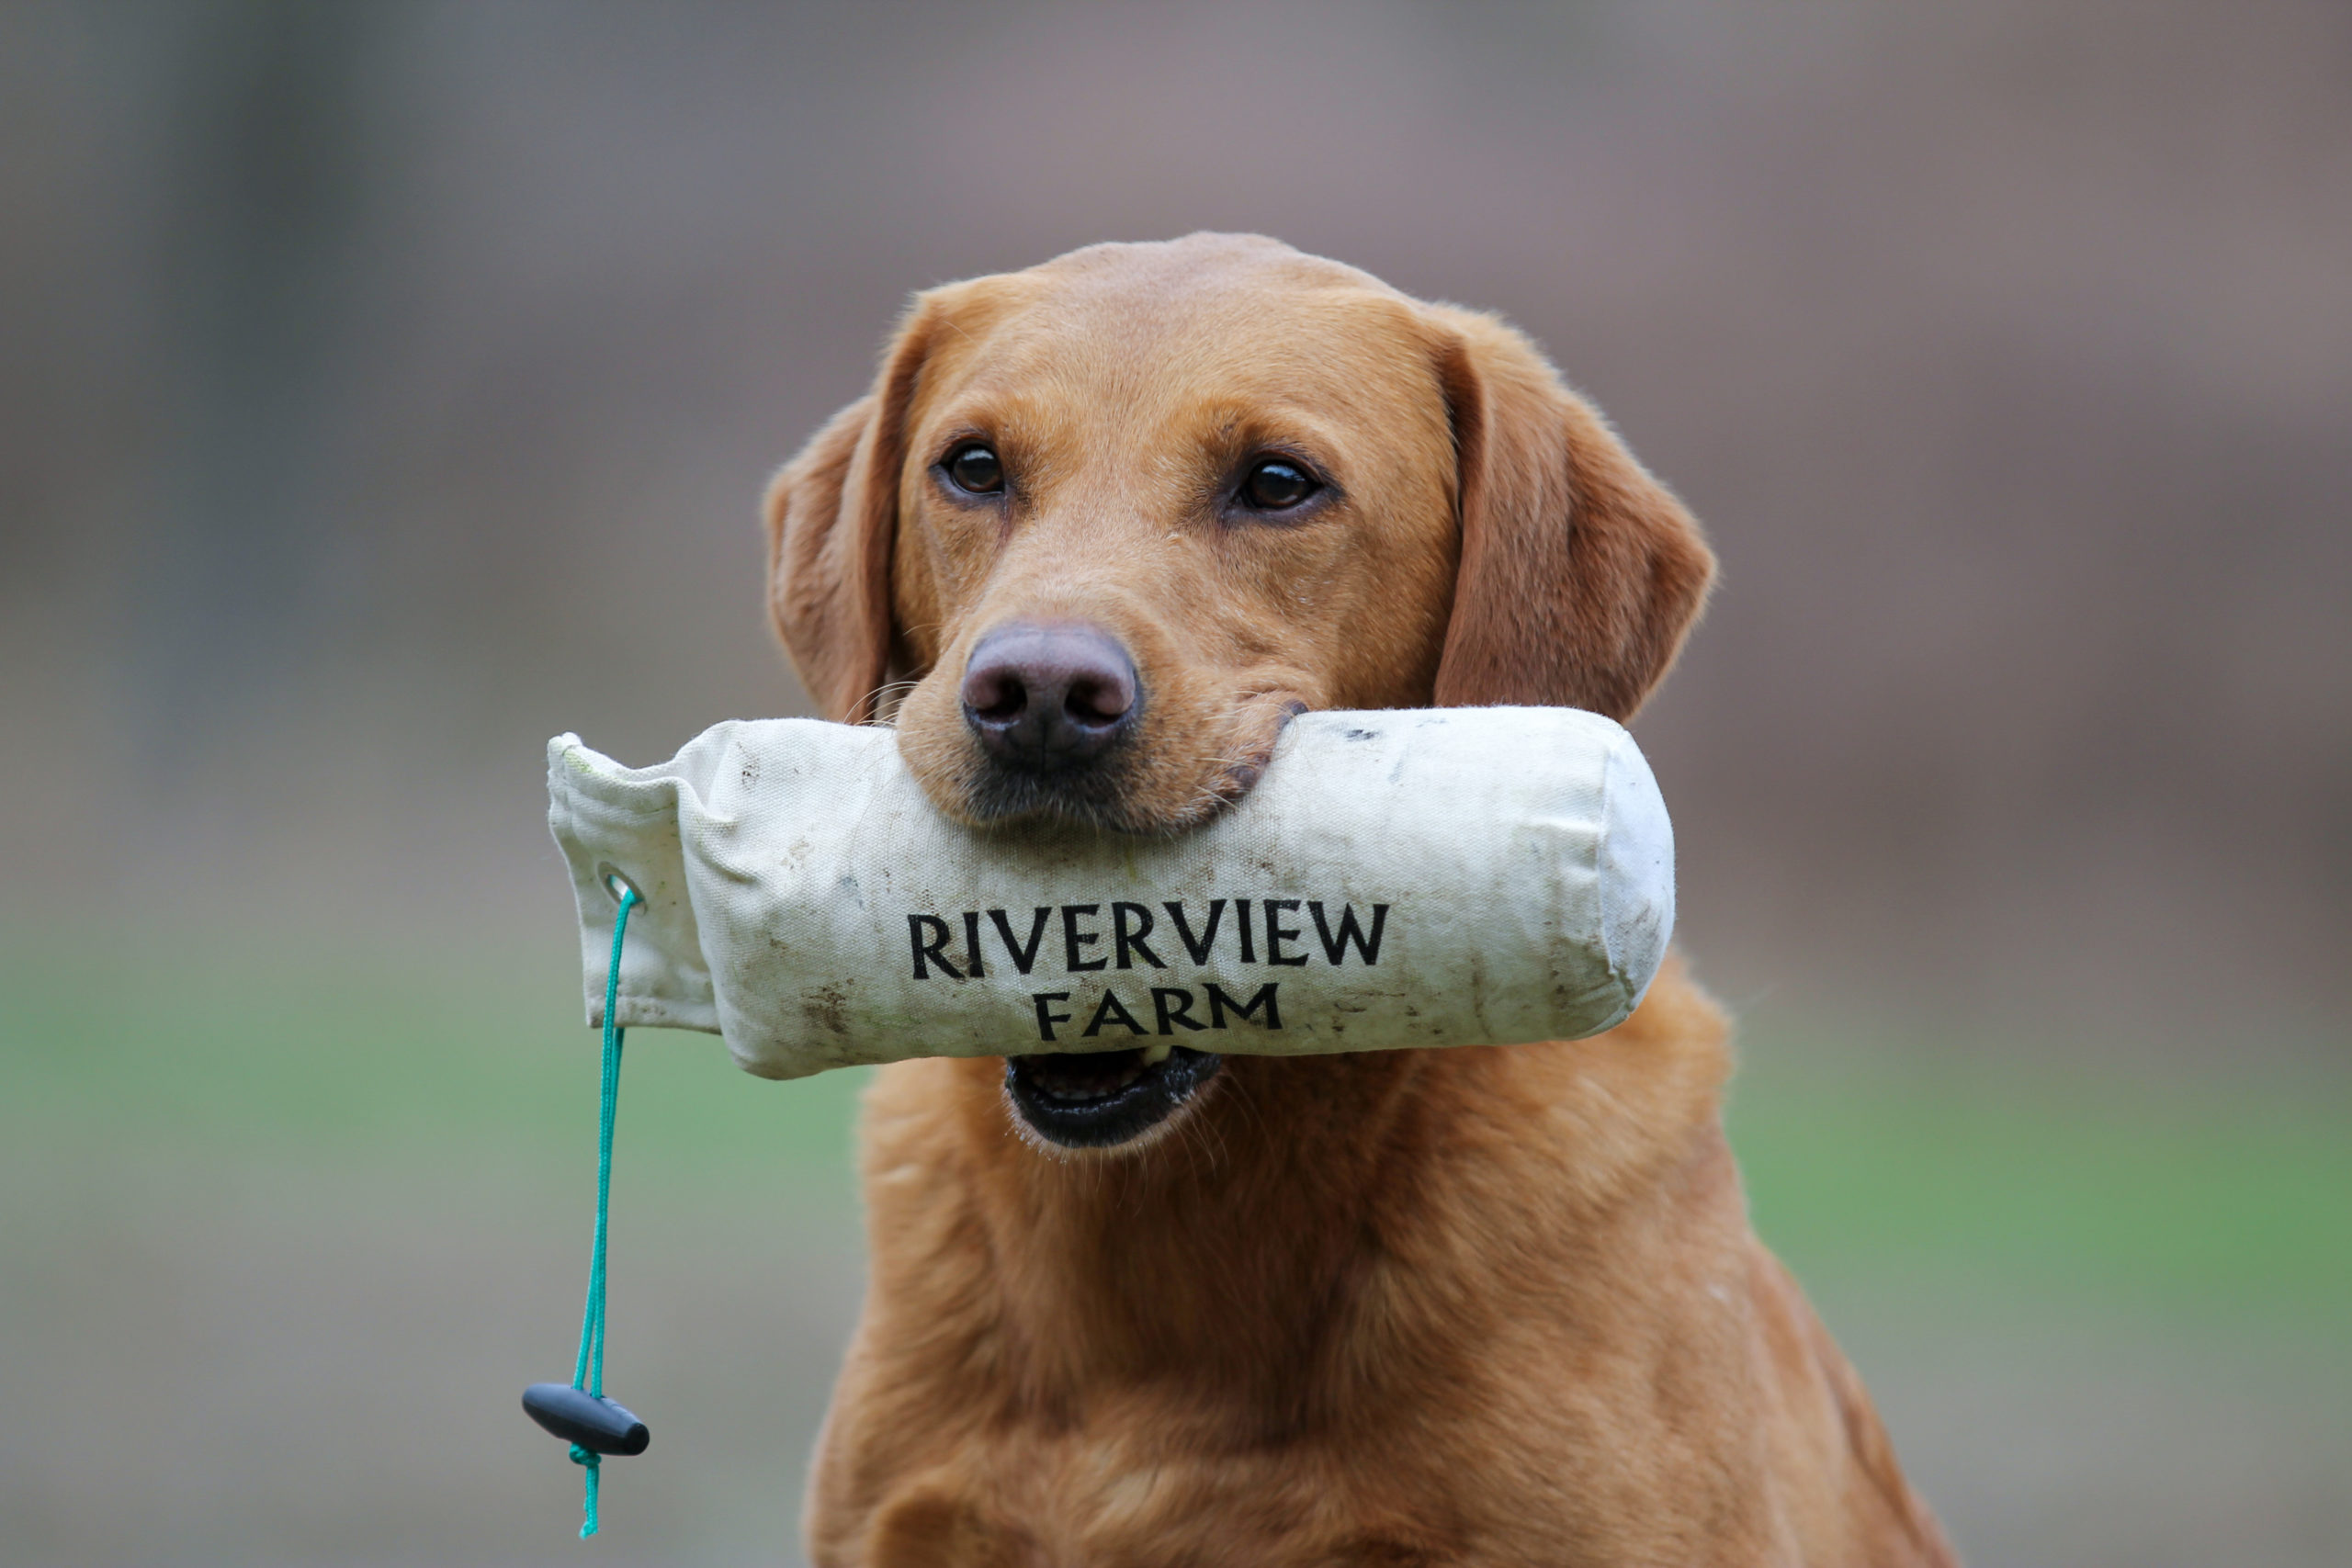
[570,884,639,1538]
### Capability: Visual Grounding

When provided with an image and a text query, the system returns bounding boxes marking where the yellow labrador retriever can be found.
[766,233,1955,1567]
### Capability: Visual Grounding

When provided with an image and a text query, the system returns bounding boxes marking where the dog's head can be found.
[767,234,1712,1151]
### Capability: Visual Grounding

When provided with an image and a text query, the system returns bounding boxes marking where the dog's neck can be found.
[920,961,1734,1433]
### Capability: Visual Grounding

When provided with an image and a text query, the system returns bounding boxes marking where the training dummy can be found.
[545,705,1676,1081]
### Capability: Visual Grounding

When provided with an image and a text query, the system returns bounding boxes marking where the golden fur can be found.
[766,233,1955,1566]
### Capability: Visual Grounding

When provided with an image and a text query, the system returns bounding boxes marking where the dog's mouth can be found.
[1003,1044,1222,1149]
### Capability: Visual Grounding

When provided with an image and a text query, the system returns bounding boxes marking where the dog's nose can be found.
[960,621,1139,770]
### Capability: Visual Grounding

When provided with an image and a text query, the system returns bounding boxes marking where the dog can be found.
[765,233,1956,1566]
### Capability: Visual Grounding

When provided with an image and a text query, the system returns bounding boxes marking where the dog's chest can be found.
[851,1437,1470,1568]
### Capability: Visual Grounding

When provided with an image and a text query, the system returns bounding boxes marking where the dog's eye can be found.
[944,444,1004,496]
[1239,458,1318,512]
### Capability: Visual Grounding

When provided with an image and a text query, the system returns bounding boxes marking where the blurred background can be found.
[2,1,2346,1563]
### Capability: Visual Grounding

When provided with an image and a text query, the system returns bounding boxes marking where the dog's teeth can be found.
[1141,1041,1172,1066]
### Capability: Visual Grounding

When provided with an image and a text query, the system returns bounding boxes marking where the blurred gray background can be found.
[2,2,2346,1565]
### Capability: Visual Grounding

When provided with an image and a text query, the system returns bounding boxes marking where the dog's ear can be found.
[1428,308,1714,719]
[764,300,942,724]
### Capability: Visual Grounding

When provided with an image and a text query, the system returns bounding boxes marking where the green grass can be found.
[1727,1029,2352,1330]
[5,928,2346,1326]
[0,927,870,1192]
